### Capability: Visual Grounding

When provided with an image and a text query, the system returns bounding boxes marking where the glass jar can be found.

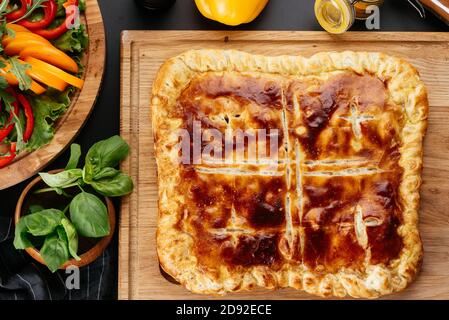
[315,0,384,34]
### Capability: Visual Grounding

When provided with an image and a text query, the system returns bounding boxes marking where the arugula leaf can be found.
[40,233,69,273]
[0,76,8,90]
[66,143,81,170]
[53,24,88,53]
[0,0,10,16]
[0,89,26,152]
[6,27,15,38]
[0,88,15,112]
[10,0,47,24]
[12,109,26,152]
[8,57,32,91]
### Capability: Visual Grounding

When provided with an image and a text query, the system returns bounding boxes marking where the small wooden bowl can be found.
[15,170,116,269]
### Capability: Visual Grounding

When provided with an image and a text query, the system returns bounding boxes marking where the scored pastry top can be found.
[152,50,427,298]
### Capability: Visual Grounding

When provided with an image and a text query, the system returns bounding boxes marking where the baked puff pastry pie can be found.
[151,50,427,298]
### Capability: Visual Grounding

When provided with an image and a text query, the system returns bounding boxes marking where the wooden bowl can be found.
[15,170,116,269]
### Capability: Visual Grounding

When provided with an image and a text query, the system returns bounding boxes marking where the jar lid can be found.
[315,0,356,34]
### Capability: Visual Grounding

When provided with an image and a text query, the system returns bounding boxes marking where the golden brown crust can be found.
[151,50,427,298]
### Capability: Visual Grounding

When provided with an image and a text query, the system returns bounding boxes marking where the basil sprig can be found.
[14,136,133,272]
[83,136,133,196]
[37,135,133,196]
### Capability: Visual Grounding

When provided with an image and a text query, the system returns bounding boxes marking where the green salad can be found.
[0,0,88,168]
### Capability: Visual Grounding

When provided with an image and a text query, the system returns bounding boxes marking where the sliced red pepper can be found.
[17,93,34,142]
[0,91,19,143]
[5,0,33,21]
[0,142,17,168]
[33,0,78,40]
[17,0,57,30]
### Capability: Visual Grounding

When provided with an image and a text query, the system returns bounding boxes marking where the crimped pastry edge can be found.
[151,50,427,298]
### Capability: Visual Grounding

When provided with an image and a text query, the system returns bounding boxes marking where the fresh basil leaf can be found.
[84,136,129,180]
[70,192,110,238]
[56,225,66,242]
[28,204,45,214]
[29,234,45,248]
[39,169,83,188]
[82,163,94,183]
[65,143,81,170]
[25,209,65,236]
[40,234,69,273]
[61,218,80,261]
[13,217,33,250]
[91,172,134,197]
[93,167,119,180]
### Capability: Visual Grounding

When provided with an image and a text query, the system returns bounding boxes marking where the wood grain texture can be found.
[0,0,106,190]
[119,31,449,300]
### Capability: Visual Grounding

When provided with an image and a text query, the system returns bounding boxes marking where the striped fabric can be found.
[0,216,117,300]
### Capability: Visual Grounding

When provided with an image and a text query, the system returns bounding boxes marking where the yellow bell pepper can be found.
[6,23,31,33]
[194,0,269,26]
[20,45,79,74]
[5,38,51,56]
[2,32,51,47]
[24,57,84,90]
[26,65,68,92]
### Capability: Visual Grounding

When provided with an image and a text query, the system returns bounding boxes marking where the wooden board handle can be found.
[419,0,449,24]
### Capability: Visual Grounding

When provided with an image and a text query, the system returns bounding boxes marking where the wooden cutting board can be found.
[0,0,105,190]
[119,31,449,300]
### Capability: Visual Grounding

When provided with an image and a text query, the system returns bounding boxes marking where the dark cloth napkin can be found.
[0,216,117,300]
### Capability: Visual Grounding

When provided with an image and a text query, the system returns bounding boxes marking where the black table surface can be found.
[0,0,447,300]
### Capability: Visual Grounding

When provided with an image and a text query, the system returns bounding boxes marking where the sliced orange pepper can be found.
[20,45,79,74]
[2,31,50,47]
[30,81,46,95]
[0,62,46,95]
[0,66,19,85]
[24,57,84,89]
[26,65,68,91]
[6,23,31,33]
[5,38,53,56]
